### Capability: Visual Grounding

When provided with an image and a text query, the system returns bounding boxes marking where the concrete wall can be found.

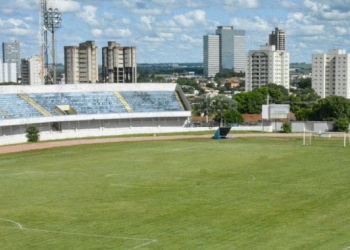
[291,121,334,133]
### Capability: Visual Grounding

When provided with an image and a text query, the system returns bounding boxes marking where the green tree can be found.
[234,84,289,114]
[298,78,312,89]
[281,122,292,133]
[26,125,40,142]
[234,91,266,114]
[193,95,238,117]
[333,118,349,132]
[213,110,243,124]
[310,95,350,121]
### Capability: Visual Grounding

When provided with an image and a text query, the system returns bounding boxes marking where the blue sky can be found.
[1,0,350,64]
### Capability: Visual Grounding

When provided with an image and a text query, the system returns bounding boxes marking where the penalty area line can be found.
[0,218,157,249]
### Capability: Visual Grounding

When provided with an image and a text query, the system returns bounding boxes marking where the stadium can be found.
[0,83,195,145]
[1,85,350,249]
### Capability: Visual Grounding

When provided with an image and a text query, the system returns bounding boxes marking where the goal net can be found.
[303,131,349,147]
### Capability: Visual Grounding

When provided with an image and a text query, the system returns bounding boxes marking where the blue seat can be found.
[0,94,43,119]
[120,91,183,112]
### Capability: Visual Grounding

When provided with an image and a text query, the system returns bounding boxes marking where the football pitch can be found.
[1,137,350,249]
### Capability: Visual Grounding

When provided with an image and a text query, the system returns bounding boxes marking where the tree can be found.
[234,84,290,114]
[281,122,292,133]
[193,95,238,117]
[333,118,349,132]
[289,88,319,120]
[26,125,40,142]
[298,78,312,89]
[234,90,266,114]
[310,95,350,121]
[213,110,243,124]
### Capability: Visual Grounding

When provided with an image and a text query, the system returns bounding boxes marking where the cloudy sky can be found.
[1,0,350,64]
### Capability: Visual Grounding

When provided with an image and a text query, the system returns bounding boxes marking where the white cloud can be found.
[173,10,206,28]
[77,6,99,26]
[50,0,81,12]
[230,16,270,32]
[103,12,115,21]
[180,34,202,44]
[24,16,34,22]
[143,36,166,43]
[105,28,132,38]
[91,29,102,37]
[1,9,14,15]
[224,0,260,10]
[335,27,347,35]
[139,16,156,32]
[14,0,37,10]
[0,18,31,36]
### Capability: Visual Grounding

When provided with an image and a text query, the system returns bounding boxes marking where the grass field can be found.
[1,137,350,249]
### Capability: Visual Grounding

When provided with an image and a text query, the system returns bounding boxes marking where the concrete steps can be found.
[114,91,133,113]
[19,94,52,117]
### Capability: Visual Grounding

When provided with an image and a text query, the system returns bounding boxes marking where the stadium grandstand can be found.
[0,83,192,145]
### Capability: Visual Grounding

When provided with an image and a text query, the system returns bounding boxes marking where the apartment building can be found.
[102,41,137,83]
[312,49,350,98]
[245,45,289,91]
[269,27,286,51]
[64,41,99,84]
[21,55,43,85]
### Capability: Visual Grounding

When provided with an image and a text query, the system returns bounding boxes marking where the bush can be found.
[333,118,349,132]
[26,125,40,142]
[281,122,291,133]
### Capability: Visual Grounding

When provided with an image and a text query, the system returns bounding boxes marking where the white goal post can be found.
[303,131,349,147]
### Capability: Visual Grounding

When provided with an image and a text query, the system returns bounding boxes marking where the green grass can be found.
[1,137,350,249]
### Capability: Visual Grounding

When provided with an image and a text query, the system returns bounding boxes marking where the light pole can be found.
[44,8,61,84]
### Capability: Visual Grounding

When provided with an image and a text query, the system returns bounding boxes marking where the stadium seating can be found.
[0,94,43,119]
[0,90,184,119]
[28,92,127,115]
[120,91,183,112]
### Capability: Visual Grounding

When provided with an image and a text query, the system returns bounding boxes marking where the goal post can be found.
[303,131,348,147]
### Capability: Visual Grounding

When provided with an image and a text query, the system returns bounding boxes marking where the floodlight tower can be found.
[39,0,62,84]
[39,0,49,84]
[44,7,62,84]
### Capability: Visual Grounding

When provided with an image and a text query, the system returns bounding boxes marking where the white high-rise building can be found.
[64,41,99,84]
[312,49,350,98]
[0,61,16,83]
[203,26,246,77]
[203,35,220,77]
[21,55,43,85]
[245,45,289,91]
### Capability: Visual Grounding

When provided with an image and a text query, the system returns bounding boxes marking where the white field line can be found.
[0,218,23,229]
[0,218,157,249]
[111,183,172,189]
[343,246,350,250]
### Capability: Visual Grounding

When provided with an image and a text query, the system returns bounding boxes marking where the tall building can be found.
[245,45,289,91]
[269,27,286,51]
[203,35,220,77]
[312,49,350,98]
[2,40,20,80]
[203,26,246,77]
[102,41,137,83]
[21,55,43,85]
[64,41,99,84]
[0,61,16,83]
